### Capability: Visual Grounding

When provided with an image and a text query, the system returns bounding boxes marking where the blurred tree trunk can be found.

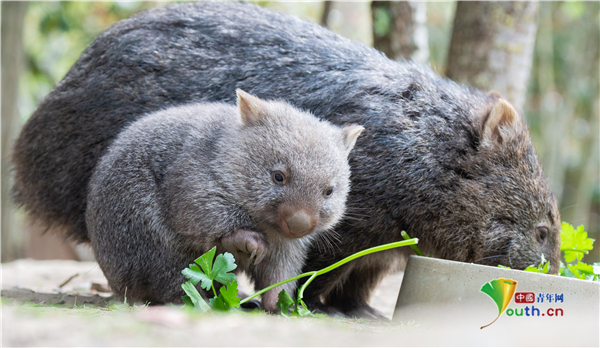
[2,2,82,262]
[554,2,600,242]
[446,1,539,111]
[321,1,332,27]
[2,1,29,262]
[569,1,600,238]
[534,2,566,205]
[371,1,429,63]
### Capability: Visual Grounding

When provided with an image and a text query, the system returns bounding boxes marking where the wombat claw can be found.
[252,248,267,265]
[249,249,266,265]
[221,229,268,265]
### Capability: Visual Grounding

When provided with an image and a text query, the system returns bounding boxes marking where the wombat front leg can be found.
[221,229,269,265]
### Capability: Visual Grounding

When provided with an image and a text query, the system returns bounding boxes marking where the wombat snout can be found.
[279,207,318,238]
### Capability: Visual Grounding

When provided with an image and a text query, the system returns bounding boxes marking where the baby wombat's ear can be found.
[341,125,364,154]
[480,98,523,145]
[236,89,268,126]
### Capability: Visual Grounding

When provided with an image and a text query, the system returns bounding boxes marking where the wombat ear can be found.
[236,89,267,126]
[481,98,523,144]
[341,125,364,154]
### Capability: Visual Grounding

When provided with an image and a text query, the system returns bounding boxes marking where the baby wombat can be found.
[85,90,363,310]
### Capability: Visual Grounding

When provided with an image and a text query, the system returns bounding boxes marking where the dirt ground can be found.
[2,259,428,347]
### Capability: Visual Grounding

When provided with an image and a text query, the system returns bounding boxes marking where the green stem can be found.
[297,272,318,302]
[240,238,418,304]
[211,283,217,297]
[401,231,424,256]
[239,271,315,304]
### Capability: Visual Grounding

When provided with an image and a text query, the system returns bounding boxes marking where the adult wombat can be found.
[86,90,363,310]
[12,2,560,317]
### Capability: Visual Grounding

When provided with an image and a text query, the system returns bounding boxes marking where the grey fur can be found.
[86,92,362,310]
[12,2,560,317]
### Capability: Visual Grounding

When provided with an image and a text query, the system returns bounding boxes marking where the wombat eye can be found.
[271,170,286,185]
[324,187,334,197]
[536,227,548,244]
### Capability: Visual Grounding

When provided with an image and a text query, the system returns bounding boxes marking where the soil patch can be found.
[2,259,410,346]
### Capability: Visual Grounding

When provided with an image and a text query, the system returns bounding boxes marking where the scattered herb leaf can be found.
[209,281,241,311]
[524,253,550,273]
[275,289,325,317]
[561,222,594,262]
[182,247,217,290]
[211,252,238,285]
[181,281,210,312]
[500,222,600,282]
[567,262,594,280]
[182,246,237,295]
[496,222,599,282]
[181,237,419,315]
[276,289,295,316]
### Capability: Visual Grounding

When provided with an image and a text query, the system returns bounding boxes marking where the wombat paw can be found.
[240,298,262,311]
[304,301,345,317]
[238,290,262,311]
[221,229,268,265]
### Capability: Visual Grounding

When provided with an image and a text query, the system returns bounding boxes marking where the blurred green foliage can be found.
[19,1,163,120]
[372,5,391,39]
[526,2,599,261]
[424,2,455,74]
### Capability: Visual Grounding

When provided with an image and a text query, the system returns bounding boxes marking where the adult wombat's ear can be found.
[480,98,523,145]
[341,125,364,154]
[236,89,267,126]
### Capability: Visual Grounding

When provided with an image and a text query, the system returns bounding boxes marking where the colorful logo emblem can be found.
[514,292,535,303]
[480,278,518,329]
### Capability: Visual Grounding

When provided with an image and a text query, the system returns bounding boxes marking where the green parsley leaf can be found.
[197,246,217,275]
[524,253,550,273]
[182,295,194,307]
[276,289,294,316]
[570,261,594,275]
[275,290,326,317]
[209,281,241,311]
[567,261,596,280]
[212,252,237,286]
[296,306,312,316]
[220,280,241,309]
[559,261,577,278]
[181,281,210,312]
[561,222,594,263]
[295,299,326,318]
[181,247,237,291]
[182,247,217,290]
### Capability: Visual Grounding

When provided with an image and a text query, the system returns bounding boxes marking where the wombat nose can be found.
[286,210,314,238]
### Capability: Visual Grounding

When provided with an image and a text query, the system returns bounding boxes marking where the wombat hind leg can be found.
[235,289,262,310]
[312,261,390,320]
[342,303,388,321]
[303,300,345,317]
[240,298,262,311]
[305,296,387,320]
